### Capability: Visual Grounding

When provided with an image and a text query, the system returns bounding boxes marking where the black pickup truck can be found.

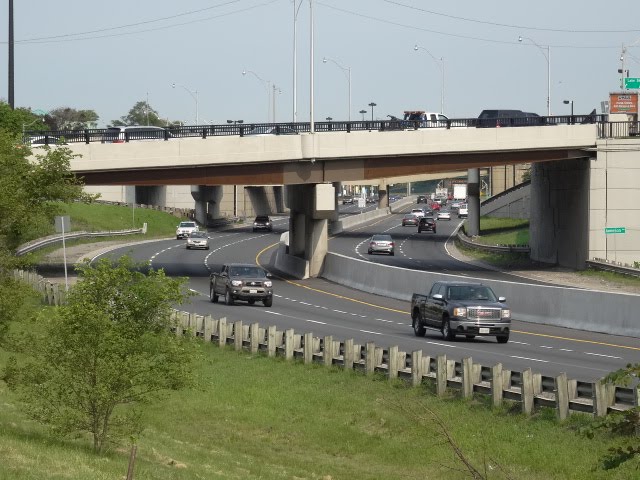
[210,263,273,307]
[411,281,511,343]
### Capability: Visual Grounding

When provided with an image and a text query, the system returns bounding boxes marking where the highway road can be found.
[93,204,640,383]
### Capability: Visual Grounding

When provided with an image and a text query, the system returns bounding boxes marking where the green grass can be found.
[0,333,638,479]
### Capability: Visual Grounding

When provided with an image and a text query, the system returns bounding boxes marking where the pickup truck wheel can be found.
[225,289,234,306]
[442,319,456,341]
[248,299,255,305]
[497,335,509,344]
[263,297,273,307]
[209,287,218,303]
[412,317,426,337]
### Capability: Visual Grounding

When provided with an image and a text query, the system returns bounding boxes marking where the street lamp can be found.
[413,44,445,114]
[242,70,271,122]
[227,119,243,124]
[322,56,351,121]
[563,100,574,124]
[368,102,377,122]
[171,83,199,125]
[326,116,332,121]
[359,109,367,121]
[518,36,551,116]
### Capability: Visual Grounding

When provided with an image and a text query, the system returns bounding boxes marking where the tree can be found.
[0,129,93,340]
[111,101,168,127]
[44,107,99,130]
[4,256,199,453]
[0,102,47,135]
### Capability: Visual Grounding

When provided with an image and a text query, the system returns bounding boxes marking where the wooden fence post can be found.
[411,350,422,387]
[203,315,213,343]
[267,325,277,357]
[234,321,243,351]
[388,345,399,380]
[303,332,314,364]
[365,342,376,375]
[284,329,294,360]
[491,363,503,408]
[593,379,613,417]
[436,355,448,397]
[218,317,227,347]
[555,372,569,420]
[250,323,260,353]
[344,338,354,370]
[323,336,334,367]
[462,357,474,399]
[521,368,534,415]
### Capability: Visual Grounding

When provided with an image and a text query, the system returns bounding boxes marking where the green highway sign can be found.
[605,227,626,234]
[624,77,640,89]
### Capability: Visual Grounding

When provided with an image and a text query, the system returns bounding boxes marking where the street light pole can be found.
[322,57,351,121]
[518,36,551,116]
[368,102,376,122]
[171,83,199,125]
[243,70,271,122]
[413,45,444,114]
[563,99,574,124]
[309,0,315,134]
[292,0,303,122]
[359,109,367,121]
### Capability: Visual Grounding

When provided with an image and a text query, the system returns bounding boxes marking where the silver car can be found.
[367,234,395,256]
[176,221,199,239]
[186,231,209,250]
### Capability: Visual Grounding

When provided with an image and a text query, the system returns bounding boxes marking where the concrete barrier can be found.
[321,252,640,338]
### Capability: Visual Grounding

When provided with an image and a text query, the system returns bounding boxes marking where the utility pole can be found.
[8,0,15,108]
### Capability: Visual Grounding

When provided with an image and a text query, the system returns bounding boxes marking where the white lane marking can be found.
[265,310,326,325]
[264,311,283,316]
[376,318,394,323]
[425,341,458,348]
[306,319,327,325]
[510,341,530,346]
[333,309,347,314]
[559,348,573,352]
[360,330,383,335]
[540,345,553,349]
[511,356,548,363]
[584,352,621,359]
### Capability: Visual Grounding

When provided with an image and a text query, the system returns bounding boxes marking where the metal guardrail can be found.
[15,229,143,256]
[456,229,530,254]
[24,114,623,145]
[586,258,640,278]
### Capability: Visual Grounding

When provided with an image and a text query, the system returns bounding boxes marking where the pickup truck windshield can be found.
[447,286,496,302]
[229,266,265,277]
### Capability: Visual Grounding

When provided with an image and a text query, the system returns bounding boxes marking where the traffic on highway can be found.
[92,201,640,384]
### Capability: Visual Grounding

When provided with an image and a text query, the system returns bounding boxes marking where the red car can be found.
[402,213,419,226]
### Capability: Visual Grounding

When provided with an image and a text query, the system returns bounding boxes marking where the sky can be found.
[2,0,640,127]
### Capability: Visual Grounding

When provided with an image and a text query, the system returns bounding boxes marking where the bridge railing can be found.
[24,114,634,145]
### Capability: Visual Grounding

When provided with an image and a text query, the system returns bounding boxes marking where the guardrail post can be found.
[202,128,207,139]
[344,338,354,370]
[491,363,503,407]
[521,368,534,415]
[218,317,227,347]
[303,332,314,364]
[411,350,422,386]
[284,329,294,360]
[346,122,351,133]
[267,325,277,357]
[234,321,243,351]
[323,336,334,367]
[249,323,260,353]
[84,129,90,144]
[436,355,447,397]
[388,345,399,380]
[462,357,474,399]
[593,379,613,417]
[203,315,213,342]
[555,373,569,420]
[365,342,376,374]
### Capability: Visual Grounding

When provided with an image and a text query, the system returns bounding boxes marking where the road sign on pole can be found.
[624,77,640,89]
[604,227,626,234]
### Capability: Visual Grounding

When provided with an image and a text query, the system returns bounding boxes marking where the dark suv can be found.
[253,215,273,232]
[416,195,428,204]
[418,217,437,234]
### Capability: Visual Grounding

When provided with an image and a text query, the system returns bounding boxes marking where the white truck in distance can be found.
[453,184,467,201]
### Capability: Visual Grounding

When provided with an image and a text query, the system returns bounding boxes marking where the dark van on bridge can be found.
[475,110,543,128]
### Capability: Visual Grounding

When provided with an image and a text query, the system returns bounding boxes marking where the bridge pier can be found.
[466,168,481,236]
[280,183,336,278]
[191,185,223,225]
[378,181,389,208]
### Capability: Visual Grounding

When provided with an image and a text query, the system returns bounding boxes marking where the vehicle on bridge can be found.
[210,263,273,307]
[411,281,511,343]
[102,125,170,143]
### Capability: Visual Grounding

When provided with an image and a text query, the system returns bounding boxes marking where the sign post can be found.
[54,215,71,291]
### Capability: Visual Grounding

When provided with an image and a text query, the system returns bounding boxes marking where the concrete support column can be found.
[305,217,328,277]
[378,181,389,209]
[289,212,306,256]
[466,168,480,236]
[191,185,223,226]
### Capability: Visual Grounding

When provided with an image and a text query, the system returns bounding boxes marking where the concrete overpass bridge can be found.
[59,122,639,277]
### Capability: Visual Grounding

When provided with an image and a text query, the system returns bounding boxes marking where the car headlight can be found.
[231,280,243,287]
[453,307,467,317]
[501,309,511,319]
[264,280,272,288]
[253,222,258,225]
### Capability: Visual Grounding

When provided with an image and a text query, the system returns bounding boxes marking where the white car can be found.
[458,204,469,218]
[437,211,451,221]
[176,221,199,239]
[410,208,425,218]
[186,231,210,250]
